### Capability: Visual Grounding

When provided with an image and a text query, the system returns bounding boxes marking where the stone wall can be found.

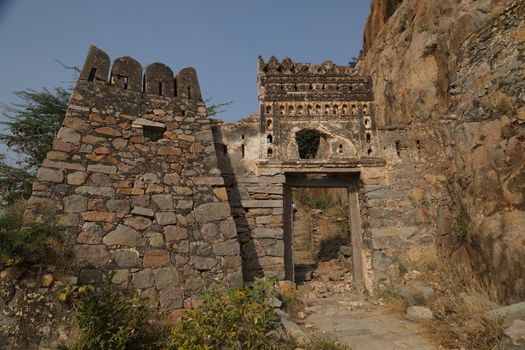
[26,46,243,312]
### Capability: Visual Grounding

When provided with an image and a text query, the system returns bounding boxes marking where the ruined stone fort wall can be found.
[25,46,243,311]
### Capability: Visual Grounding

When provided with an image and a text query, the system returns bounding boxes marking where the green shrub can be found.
[65,272,162,350]
[0,201,68,266]
[167,278,280,350]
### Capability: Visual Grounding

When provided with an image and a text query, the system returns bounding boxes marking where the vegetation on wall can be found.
[0,201,68,267]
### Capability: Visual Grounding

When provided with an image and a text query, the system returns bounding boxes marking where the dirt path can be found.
[297,290,435,349]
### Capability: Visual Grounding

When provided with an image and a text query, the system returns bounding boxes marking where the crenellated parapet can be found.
[80,45,202,101]
[257,56,373,102]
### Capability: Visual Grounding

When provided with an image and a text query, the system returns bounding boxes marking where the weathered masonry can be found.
[214,56,441,290]
[28,47,441,309]
[26,46,243,311]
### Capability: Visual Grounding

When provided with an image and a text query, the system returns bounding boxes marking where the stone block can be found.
[78,269,103,285]
[159,287,183,310]
[176,200,193,210]
[143,250,170,268]
[165,226,188,241]
[42,159,85,171]
[82,211,116,222]
[77,222,103,244]
[251,227,283,239]
[156,212,177,225]
[193,177,224,186]
[76,186,115,197]
[152,194,173,210]
[56,213,79,227]
[57,127,81,144]
[200,222,218,241]
[194,203,231,222]
[241,200,283,208]
[191,256,218,271]
[87,164,117,174]
[112,270,129,285]
[132,206,155,218]
[405,306,434,322]
[95,127,122,137]
[213,240,240,256]
[124,216,152,230]
[132,269,154,289]
[219,218,238,239]
[154,267,180,289]
[163,173,180,185]
[37,167,63,183]
[67,171,88,185]
[146,232,164,247]
[103,224,144,247]
[114,248,140,267]
[107,199,130,215]
[73,245,110,268]
[64,195,87,213]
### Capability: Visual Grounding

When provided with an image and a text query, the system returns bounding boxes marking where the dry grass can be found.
[482,91,516,116]
[417,255,503,349]
[377,254,504,350]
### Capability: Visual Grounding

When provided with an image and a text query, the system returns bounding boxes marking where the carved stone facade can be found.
[257,56,378,160]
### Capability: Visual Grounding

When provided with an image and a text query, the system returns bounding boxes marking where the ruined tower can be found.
[26,46,243,311]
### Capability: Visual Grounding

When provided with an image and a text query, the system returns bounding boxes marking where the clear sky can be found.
[0,0,371,160]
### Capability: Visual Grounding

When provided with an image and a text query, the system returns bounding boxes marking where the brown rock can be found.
[42,159,85,171]
[103,224,144,247]
[64,194,88,213]
[164,226,188,241]
[156,212,177,225]
[67,171,88,185]
[158,146,181,155]
[124,216,152,230]
[37,167,64,183]
[47,151,68,160]
[57,127,81,144]
[164,173,180,185]
[73,245,111,268]
[159,288,183,310]
[83,135,105,144]
[213,187,229,201]
[82,211,116,222]
[132,269,154,289]
[95,127,122,137]
[194,203,231,222]
[41,274,54,288]
[94,146,110,155]
[143,250,170,268]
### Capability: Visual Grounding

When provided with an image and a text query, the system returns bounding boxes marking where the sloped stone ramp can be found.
[300,293,435,349]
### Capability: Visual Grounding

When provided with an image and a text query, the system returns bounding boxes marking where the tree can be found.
[205,98,232,117]
[0,87,69,207]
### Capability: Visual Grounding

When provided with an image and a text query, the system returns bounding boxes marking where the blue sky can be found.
[0,0,370,161]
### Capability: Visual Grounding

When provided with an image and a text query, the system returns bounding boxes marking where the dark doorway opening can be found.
[283,172,364,290]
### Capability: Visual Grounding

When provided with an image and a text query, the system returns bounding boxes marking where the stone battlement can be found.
[257,56,373,102]
[80,45,202,101]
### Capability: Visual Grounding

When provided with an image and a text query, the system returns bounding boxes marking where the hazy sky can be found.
[0,0,370,161]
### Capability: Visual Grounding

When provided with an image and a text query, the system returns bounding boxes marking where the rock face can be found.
[359,0,525,302]
[363,0,403,54]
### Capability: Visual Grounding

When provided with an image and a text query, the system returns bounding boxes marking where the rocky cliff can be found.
[359,0,525,303]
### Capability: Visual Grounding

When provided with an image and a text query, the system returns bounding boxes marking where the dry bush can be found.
[413,254,503,349]
[482,91,516,116]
